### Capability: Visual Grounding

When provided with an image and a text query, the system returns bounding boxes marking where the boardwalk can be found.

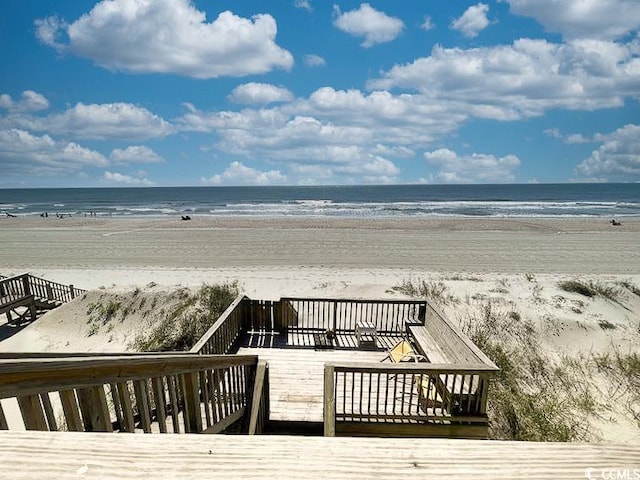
[237,347,387,422]
[1,431,638,479]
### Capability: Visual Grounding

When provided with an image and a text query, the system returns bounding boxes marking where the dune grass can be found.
[132,282,239,352]
[461,301,600,441]
[558,279,623,303]
[392,278,457,305]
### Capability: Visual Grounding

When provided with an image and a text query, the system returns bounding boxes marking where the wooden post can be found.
[324,364,336,437]
[21,275,31,297]
[17,395,48,431]
[183,372,202,433]
[46,284,53,300]
[77,387,113,432]
[69,285,76,299]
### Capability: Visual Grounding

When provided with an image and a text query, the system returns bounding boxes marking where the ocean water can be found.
[0,184,639,219]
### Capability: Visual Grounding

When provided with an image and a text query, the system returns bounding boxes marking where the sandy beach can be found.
[1,215,639,443]
[1,216,639,274]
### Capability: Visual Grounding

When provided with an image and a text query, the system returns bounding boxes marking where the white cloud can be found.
[228,83,294,105]
[110,145,164,164]
[202,161,286,185]
[451,3,490,38]
[333,3,404,47]
[103,171,154,186]
[424,148,520,183]
[6,102,174,140]
[294,0,313,12]
[504,0,640,40]
[0,128,108,175]
[177,86,472,185]
[305,54,327,67]
[368,38,640,118]
[421,16,435,31]
[35,0,293,78]
[0,91,50,112]
[544,128,593,144]
[574,124,640,178]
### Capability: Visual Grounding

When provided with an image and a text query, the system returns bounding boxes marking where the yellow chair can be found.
[383,340,425,363]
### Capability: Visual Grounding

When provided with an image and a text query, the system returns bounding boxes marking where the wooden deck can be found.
[237,347,388,422]
[2,431,638,479]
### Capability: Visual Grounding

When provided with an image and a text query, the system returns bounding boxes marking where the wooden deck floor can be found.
[237,347,388,422]
[2,431,638,479]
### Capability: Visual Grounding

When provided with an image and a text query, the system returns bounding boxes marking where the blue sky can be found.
[1,0,639,187]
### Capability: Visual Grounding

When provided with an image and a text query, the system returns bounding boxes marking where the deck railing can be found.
[278,298,427,334]
[0,353,260,434]
[190,295,248,354]
[0,273,86,307]
[0,274,33,307]
[324,362,497,438]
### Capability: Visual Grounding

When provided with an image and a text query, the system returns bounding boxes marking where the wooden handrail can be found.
[0,353,260,435]
[190,294,247,354]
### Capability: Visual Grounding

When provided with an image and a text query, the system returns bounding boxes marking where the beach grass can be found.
[461,301,599,442]
[558,279,623,303]
[132,282,238,352]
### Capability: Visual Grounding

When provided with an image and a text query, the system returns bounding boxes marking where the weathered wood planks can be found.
[2,431,639,479]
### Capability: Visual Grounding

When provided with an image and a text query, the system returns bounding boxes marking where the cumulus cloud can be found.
[424,148,520,183]
[228,83,294,105]
[333,3,404,47]
[574,124,640,178]
[35,0,293,78]
[0,128,108,175]
[177,86,472,184]
[451,3,491,38]
[110,145,164,164]
[6,102,174,140]
[368,38,640,118]
[305,54,327,67]
[202,161,286,185]
[103,171,154,186]
[0,91,50,112]
[504,0,640,40]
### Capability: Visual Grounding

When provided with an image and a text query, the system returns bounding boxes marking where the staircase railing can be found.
[0,353,259,434]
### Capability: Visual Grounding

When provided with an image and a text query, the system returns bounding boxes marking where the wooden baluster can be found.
[59,390,83,432]
[199,372,211,428]
[133,380,151,433]
[152,377,168,433]
[40,393,58,431]
[166,375,180,433]
[116,382,135,433]
[0,402,8,429]
[109,383,124,431]
[17,395,48,431]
